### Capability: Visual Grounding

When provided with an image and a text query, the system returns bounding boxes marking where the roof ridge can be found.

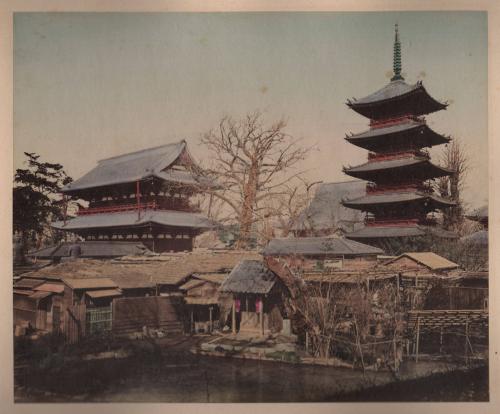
[97,140,186,164]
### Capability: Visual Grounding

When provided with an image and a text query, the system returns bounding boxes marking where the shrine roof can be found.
[51,210,216,231]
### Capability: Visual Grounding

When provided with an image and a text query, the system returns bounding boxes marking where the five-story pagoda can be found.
[52,140,215,253]
[342,25,456,245]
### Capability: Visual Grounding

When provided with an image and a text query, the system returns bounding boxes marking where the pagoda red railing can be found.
[77,202,158,216]
[369,115,424,129]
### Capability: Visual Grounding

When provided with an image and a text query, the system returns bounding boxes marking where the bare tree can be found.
[199,112,311,248]
[260,179,322,243]
[436,139,470,232]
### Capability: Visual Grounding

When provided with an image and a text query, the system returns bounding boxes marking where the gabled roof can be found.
[28,241,150,259]
[52,210,215,231]
[292,181,366,233]
[343,191,455,210]
[220,260,277,294]
[62,140,211,193]
[262,236,383,257]
[385,252,459,271]
[345,121,450,151]
[347,80,447,119]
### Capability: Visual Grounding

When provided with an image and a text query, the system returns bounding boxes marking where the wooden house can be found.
[179,273,227,334]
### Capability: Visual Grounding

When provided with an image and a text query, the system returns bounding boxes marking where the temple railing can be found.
[77,201,200,215]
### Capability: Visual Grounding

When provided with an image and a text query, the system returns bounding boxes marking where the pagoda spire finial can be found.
[391,23,404,81]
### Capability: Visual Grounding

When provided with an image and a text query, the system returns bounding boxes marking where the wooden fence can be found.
[112,296,184,335]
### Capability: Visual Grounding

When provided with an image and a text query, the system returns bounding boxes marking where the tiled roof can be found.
[262,236,383,256]
[347,80,447,119]
[353,80,419,104]
[292,181,366,233]
[62,141,190,192]
[52,210,215,231]
[28,241,150,259]
[346,121,450,149]
[220,260,277,294]
[344,157,453,180]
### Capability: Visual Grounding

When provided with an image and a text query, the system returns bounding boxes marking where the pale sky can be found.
[13,12,488,210]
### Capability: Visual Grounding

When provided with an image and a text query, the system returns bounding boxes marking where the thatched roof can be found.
[220,260,277,294]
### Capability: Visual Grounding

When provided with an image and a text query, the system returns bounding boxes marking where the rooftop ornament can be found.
[391,24,404,82]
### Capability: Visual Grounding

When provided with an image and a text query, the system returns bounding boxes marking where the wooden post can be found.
[465,319,469,366]
[136,180,141,220]
[190,309,194,334]
[415,317,420,363]
[440,326,444,354]
[260,296,264,336]
[232,299,236,335]
[209,306,213,333]
[305,332,309,355]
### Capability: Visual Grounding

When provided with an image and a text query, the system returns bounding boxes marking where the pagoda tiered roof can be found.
[52,210,215,232]
[62,140,213,195]
[343,156,454,182]
[345,120,450,151]
[346,80,447,120]
[343,191,455,210]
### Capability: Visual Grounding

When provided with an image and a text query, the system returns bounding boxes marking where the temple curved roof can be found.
[62,140,212,194]
[347,80,447,120]
[52,210,215,231]
[342,191,455,210]
[345,120,450,151]
[343,156,454,181]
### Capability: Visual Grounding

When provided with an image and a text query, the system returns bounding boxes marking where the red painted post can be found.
[136,180,141,220]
